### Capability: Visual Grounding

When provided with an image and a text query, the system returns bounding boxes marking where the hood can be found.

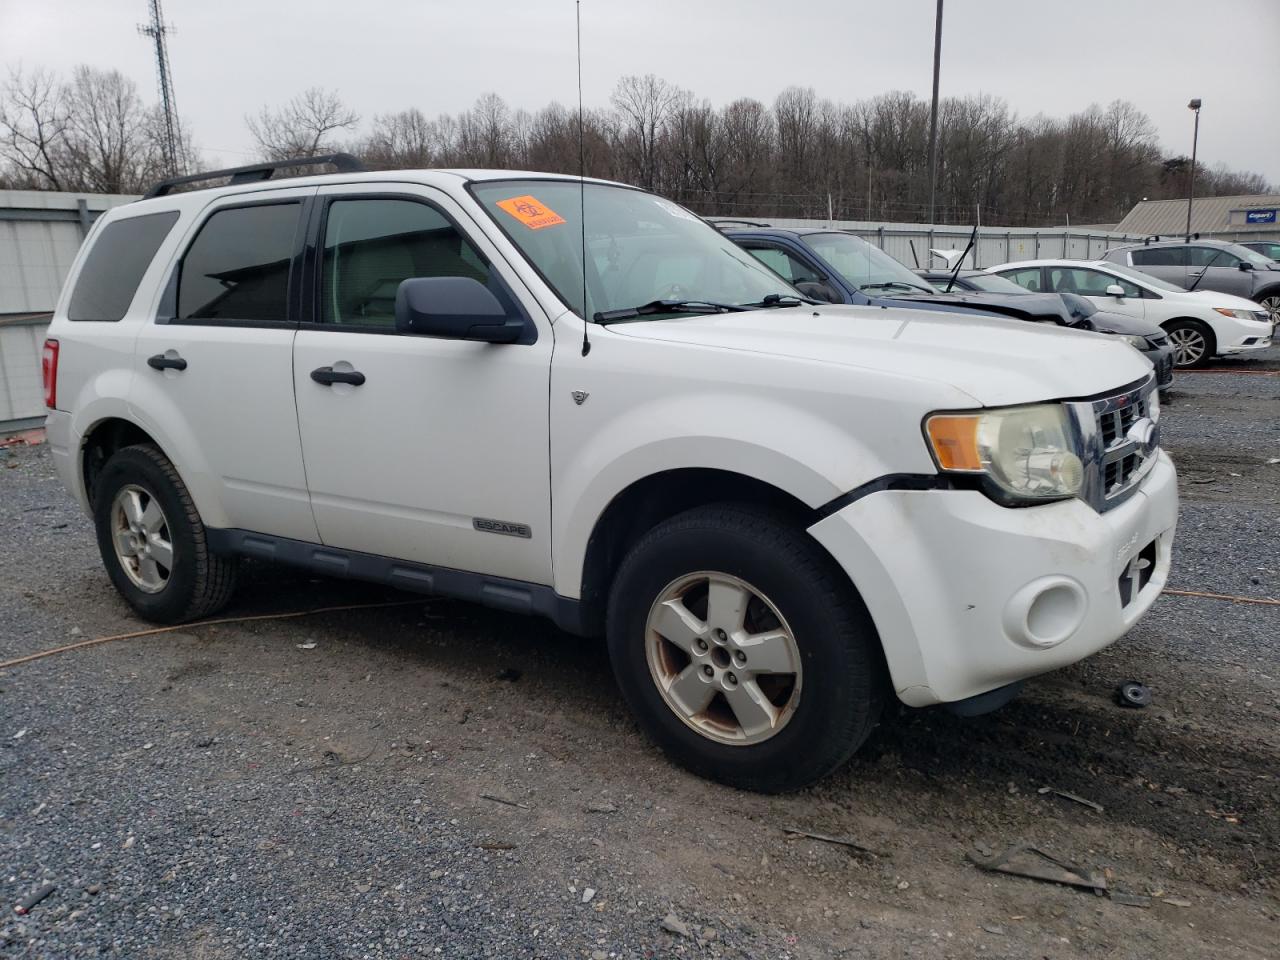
[608,304,1152,407]
[881,290,1078,326]
[1086,309,1164,338]
[1183,288,1270,311]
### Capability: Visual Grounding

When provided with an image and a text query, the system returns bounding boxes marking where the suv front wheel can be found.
[92,444,238,623]
[606,504,885,792]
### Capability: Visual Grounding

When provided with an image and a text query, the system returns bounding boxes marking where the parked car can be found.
[718,224,1093,327]
[1240,240,1280,262]
[917,269,1174,387]
[988,259,1274,368]
[43,157,1177,792]
[1102,238,1280,321]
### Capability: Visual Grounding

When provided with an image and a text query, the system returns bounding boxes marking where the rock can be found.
[586,801,617,814]
[701,926,718,941]
[355,881,372,893]
[122,836,135,849]
[896,880,910,890]
[85,884,101,896]
[582,887,596,904]
[592,952,608,960]
[429,870,444,880]
[982,924,1005,936]
[660,912,691,938]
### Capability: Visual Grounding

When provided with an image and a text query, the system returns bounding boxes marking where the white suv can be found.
[42,157,1178,791]
[988,258,1274,368]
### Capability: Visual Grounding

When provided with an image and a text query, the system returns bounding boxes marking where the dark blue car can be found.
[717,222,1080,325]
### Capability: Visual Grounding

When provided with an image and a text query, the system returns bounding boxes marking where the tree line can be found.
[2,66,1272,227]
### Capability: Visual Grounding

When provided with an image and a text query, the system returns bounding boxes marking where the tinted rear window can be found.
[67,211,180,321]
[177,203,300,323]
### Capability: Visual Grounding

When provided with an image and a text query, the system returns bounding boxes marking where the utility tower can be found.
[138,0,181,176]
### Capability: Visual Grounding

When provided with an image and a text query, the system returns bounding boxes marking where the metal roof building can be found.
[1,190,137,432]
[1113,194,1280,241]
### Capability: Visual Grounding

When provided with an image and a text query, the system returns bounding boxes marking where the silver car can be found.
[1103,238,1280,320]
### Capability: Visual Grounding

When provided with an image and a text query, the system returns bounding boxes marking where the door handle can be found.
[147,353,187,371]
[310,366,366,387]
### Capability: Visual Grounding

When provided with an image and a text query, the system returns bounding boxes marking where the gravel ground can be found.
[1,346,1277,959]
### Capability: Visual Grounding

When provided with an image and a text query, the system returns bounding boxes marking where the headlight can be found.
[1213,307,1255,320]
[925,404,1083,502]
[1116,334,1149,350]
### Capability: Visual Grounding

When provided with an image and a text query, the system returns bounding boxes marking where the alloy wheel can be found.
[1260,294,1280,323]
[1167,327,1207,367]
[645,571,802,746]
[110,484,174,593]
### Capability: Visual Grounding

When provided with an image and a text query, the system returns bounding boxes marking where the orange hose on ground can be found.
[0,599,424,670]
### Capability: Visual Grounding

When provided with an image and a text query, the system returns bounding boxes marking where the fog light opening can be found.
[1025,584,1085,647]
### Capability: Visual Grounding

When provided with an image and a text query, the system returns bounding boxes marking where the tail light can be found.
[41,339,59,409]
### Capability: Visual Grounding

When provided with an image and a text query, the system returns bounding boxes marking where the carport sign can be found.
[1245,209,1277,224]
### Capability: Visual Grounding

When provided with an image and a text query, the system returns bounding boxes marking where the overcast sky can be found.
[3,0,1278,184]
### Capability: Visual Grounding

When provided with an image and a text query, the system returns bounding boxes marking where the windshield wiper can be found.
[860,281,933,294]
[593,299,749,324]
[742,293,816,307]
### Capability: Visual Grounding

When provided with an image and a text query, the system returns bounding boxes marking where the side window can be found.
[1187,246,1239,268]
[319,198,489,328]
[996,268,1043,292]
[1131,247,1186,267]
[1048,268,1140,297]
[744,245,820,284]
[68,211,179,321]
[177,203,300,323]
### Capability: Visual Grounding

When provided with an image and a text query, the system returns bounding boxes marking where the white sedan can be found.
[987,259,1274,368]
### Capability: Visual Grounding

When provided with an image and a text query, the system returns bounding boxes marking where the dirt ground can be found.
[2,350,1278,959]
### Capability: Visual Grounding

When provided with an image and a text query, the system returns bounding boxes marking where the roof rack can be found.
[142,153,366,199]
[707,218,771,230]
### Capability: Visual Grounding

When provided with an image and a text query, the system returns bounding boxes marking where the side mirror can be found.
[795,279,841,303]
[394,276,524,343]
[1238,261,1253,271]
[1105,284,1126,298]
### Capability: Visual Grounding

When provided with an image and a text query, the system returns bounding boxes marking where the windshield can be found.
[962,273,1028,294]
[804,232,934,294]
[470,180,793,319]
[1102,261,1185,293]
[1226,243,1276,268]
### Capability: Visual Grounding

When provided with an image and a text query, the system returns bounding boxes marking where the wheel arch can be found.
[80,417,161,509]
[573,467,823,636]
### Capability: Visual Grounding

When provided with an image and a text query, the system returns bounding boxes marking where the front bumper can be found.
[1215,314,1274,354]
[1146,344,1175,388]
[808,451,1178,707]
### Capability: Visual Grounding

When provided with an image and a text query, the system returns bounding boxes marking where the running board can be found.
[205,528,588,635]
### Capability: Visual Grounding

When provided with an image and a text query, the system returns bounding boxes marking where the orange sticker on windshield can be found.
[496,195,566,230]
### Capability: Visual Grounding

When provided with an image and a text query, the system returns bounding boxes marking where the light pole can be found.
[1185,98,1201,239]
[926,0,943,224]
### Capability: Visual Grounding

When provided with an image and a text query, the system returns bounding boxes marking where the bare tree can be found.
[0,67,70,189]
[361,108,437,169]
[611,74,687,191]
[61,66,162,193]
[247,87,359,160]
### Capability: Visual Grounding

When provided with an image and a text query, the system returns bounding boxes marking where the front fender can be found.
[551,392,906,599]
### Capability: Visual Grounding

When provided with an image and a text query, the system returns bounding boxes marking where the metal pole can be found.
[1185,101,1201,239]
[926,0,944,224]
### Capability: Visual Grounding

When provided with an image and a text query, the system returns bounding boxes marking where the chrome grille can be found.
[1076,376,1159,511]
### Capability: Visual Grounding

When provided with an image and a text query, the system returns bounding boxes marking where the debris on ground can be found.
[1037,786,1104,813]
[783,826,888,857]
[478,792,531,810]
[586,800,618,814]
[295,642,317,650]
[660,912,692,938]
[1108,890,1152,908]
[1115,680,1152,708]
[13,883,56,915]
[582,887,596,904]
[967,845,1106,893]
[1160,897,1193,908]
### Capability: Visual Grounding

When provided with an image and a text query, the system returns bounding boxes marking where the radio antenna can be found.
[577,1,591,356]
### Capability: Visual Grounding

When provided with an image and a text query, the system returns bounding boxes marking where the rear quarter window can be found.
[67,211,180,321]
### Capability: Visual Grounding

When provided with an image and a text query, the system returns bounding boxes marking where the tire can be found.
[92,444,238,624]
[1163,318,1215,369]
[606,504,886,793]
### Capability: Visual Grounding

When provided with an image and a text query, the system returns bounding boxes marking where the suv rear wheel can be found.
[92,444,238,623]
[606,504,885,792]
[1164,318,1215,369]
